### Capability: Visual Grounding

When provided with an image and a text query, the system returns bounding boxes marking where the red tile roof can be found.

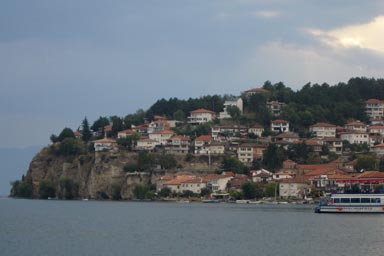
[195,135,213,141]
[94,138,116,143]
[272,119,289,123]
[357,171,384,178]
[367,99,383,104]
[190,108,215,114]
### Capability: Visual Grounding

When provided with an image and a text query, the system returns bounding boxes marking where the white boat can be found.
[315,194,384,213]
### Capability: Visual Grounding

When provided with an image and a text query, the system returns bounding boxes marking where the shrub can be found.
[38,180,56,199]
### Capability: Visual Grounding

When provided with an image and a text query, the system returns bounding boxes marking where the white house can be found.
[368,125,384,136]
[165,135,190,154]
[94,138,118,152]
[148,130,174,145]
[271,119,289,133]
[194,135,213,154]
[250,169,273,183]
[340,131,370,145]
[203,173,234,192]
[209,142,225,155]
[219,98,243,119]
[237,143,266,165]
[117,129,136,139]
[279,177,311,199]
[162,175,206,194]
[248,124,264,137]
[344,121,367,132]
[309,122,336,138]
[136,138,157,151]
[366,99,384,121]
[188,108,216,125]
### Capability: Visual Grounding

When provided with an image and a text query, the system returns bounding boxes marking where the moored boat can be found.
[314,193,384,213]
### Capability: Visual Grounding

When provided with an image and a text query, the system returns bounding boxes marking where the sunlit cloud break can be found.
[307,16,384,53]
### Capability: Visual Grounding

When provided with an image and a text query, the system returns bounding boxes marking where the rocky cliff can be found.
[24,147,222,199]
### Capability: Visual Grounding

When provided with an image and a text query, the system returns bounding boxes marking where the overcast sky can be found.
[1,0,384,148]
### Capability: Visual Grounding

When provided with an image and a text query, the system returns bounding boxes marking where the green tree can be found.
[221,154,247,174]
[111,116,124,136]
[123,163,138,173]
[226,105,242,123]
[138,152,155,172]
[10,176,33,198]
[263,183,279,198]
[58,128,75,142]
[38,180,56,199]
[57,138,85,156]
[133,184,151,200]
[158,154,177,170]
[262,144,286,171]
[158,187,172,198]
[354,154,378,172]
[81,117,93,142]
[91,116,110,132]
[173,109,186,121]
[200,187,211,197]
[241,182,262,199]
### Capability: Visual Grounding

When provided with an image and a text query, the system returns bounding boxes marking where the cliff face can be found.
[25,147,222,199]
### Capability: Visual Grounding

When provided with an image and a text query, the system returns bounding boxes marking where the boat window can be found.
[333,198,340,203]
[351,198,360,203]
[361,198,370,203]
[341,198,350,203]
[371,198,381,203]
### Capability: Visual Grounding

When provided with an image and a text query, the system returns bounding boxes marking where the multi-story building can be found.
[266,101,286,116]
[148,130,174,145]
[366,99,384,121]
[309,122,336,138]
[188,109,216,125]
[237,143,266,165]
[248,124,264,137]
[194,135,213,154]
[94,138,118,152]
[165,135,190,154]
[344,121,367,132]
[340,131,370,145]
[271,119,290,133]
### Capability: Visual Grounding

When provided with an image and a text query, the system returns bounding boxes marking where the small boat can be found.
[202,199,220,203]
[314,193,384,213]
[235,200,250,204]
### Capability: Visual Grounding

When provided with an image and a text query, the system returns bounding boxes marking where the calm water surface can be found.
[0,198,383,256]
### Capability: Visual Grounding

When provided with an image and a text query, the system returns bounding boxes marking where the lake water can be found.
[0,199,383,256]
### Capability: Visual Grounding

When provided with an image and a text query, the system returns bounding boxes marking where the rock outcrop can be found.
[24,147,222,199]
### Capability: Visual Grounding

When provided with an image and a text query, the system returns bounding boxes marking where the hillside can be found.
[10,77,384,199]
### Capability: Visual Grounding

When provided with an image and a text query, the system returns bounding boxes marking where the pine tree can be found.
[81,117,92,142]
